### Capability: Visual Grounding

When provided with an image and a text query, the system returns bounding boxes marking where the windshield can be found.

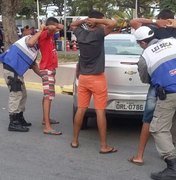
[105,38,143,55]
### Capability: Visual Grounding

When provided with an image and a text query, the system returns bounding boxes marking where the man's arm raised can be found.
[70,19,87,31]
[86,18,117,35]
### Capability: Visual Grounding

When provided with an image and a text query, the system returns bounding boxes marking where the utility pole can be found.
[64,0,67,54]
[135,0,138,18]
[36,0,40,29]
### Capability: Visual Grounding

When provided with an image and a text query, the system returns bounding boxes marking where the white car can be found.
[73,33,149,128]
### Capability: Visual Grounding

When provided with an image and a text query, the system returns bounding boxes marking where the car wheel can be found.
[72,105,89,130]
[81,116,89,130]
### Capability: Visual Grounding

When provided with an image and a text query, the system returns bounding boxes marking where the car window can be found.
[105,38,143,55]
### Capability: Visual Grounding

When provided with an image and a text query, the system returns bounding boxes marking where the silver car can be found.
[73,33,149,128]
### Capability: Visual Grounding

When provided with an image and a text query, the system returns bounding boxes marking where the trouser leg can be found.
[3,68,29,132]
[150,94,176,159]
[150,94,176,180]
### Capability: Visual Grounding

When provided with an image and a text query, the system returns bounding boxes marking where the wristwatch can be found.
[152,19,157,23]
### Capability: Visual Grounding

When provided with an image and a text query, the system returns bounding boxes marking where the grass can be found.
[58,51,79,63]
[36,51,79,64]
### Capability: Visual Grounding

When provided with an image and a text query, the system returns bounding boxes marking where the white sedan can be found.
[73,33,149,128]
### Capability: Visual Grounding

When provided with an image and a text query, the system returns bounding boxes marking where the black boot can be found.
[8,114,29,132]
[151,158,176,180]
[19,112,32,126]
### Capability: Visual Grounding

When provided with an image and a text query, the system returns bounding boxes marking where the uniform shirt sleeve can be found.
[25,35,32,45]
[24,35,38,69]
[138,56,150,84]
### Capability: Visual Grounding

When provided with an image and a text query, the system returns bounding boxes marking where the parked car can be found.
[73,33,149,128]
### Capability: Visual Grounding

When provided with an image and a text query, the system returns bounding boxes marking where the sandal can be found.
[70,142,79,148]
[128,156,144,166]
[99,147,117,154]
[43,129,62,135]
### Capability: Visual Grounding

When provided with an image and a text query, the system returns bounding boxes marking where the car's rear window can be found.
[105,38,143,55]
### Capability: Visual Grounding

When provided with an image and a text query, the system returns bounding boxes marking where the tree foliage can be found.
[67,0,159,19]
[69,0,116,17]
[1,0,22,48]
[159,0,176,13]
[18,0,46,19]
[1,0,176,49]
[52,0,64,16]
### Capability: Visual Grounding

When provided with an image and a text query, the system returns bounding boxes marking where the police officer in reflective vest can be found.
[134,26,176,180]
[0,25,45,132]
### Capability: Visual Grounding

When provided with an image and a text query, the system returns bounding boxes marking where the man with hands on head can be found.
[38,17,64,135]
[70,10,118,154]
[130,9,176,39]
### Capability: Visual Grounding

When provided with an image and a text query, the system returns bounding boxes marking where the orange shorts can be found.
[78,73,107,109]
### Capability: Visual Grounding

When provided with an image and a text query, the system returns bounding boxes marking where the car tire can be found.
[81,116,89,130]
[72,105,89,130]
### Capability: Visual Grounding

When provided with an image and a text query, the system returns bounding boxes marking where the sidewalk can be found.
[0,63,76,94]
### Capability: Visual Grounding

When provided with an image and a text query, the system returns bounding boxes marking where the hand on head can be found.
[39,24,46,31]
[156,19,171,28]
[166,19,176,28]
[45,24,64,32]
[85,18,97,28]
[57,24,64,31]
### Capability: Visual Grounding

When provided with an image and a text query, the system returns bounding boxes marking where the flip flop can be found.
[128,157,144,166]
[99,147,117,154]
[42,119,60,125]
[43,129,62,135]
[70,142,79,148]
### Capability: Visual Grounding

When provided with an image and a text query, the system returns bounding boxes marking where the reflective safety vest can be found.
[142,38,176,93]
[0,36,38,76]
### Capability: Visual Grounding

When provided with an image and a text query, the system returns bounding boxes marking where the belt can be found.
[3,63,17,74]
[165,91,175,94]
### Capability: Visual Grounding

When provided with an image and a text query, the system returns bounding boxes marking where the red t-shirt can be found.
[38,30,58,70]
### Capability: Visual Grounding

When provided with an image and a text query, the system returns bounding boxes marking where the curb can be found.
[61,84,73,95]
[0,78,73,94]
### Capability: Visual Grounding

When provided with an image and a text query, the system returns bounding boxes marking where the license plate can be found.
[107,100,145,111]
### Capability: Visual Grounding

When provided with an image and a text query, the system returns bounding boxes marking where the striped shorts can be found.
[40,69,56,100]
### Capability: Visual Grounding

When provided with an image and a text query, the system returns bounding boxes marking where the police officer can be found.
[0,25,45,132]
[134,26,176,180]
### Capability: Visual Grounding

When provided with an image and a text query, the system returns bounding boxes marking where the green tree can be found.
[159,0,176,12]
[114,0,159,18]
[52,0,65,16]
[67,0,116,17]
[67,0,159,19]
[18,0,36,19]
[18,0,47,21]
[1,0,22,48]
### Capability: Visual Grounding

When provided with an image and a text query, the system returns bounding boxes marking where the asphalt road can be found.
[0,86,166,180]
